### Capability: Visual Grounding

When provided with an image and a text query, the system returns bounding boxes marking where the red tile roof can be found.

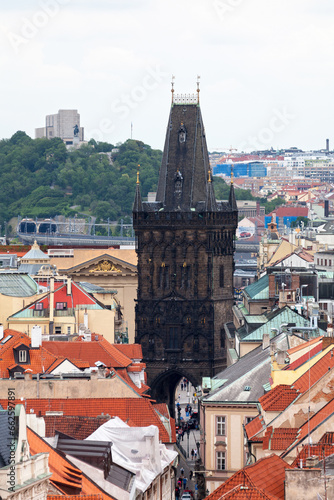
[260,347,334,414]
[44,415,111,439]
[287,337,323,355]
[209,485,278,499]
[283,397,334,456]
[3,398,175,444]
[269,207,309,218]
[113,344,143,359]
[0,329,91,377]
[206,454,291,500]
[245,415,266,440]
[28,428,115,500]
[29,282,98,311]
[292,442,334,468]
[263,427,299,451]
[292,347,334,393]
[48,496,103,500]
[259,385,299,412]
[42,339,132,369]
[285,343,323,371]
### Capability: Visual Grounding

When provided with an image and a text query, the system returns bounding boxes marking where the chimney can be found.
[256,201,260,216]
[67,277,71,295]
[31,325,42,348]
[0,324,3,341]
[49,278,54,323]
[326,138,329,152]
[325,200,329,217]
[84,308,88,329]
[262,333,270,350]
[306,455,319,468]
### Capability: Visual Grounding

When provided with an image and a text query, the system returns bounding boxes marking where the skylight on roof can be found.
[1,335,12,344]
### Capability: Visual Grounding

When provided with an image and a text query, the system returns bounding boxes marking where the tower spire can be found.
[206,167,217,211]
[133,164,142,212]
[197,75,200,104]
[171,75,175,104]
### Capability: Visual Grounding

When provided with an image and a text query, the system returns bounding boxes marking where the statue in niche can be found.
[178,122,187,143]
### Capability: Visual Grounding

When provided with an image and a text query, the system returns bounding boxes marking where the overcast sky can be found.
[1,0,334,152]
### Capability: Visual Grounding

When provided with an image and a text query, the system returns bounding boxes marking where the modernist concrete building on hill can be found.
[35,109,84,145]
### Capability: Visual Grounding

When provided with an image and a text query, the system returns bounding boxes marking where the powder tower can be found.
[133,83,238,409]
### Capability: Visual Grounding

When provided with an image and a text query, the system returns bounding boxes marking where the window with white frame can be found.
[216,416,226,436]
[216,451,226,470]
[19,350,27,363]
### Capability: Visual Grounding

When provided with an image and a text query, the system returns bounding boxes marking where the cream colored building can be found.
[50,248,137,343]
[199,336,285,495]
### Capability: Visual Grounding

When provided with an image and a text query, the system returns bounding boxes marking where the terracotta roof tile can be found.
[211,484,279,499]
[245,415,266,440]
[293,347,334,393]
[43,339,132,369]
[48,496,103,500]
[263,427,299,451]
[284,397,334,456]
[206,454,291,500]
[113,344,143,359]
[3,397,174,443]
[28,428,115,500]
[44,415,111,439]
[259,385,299,412]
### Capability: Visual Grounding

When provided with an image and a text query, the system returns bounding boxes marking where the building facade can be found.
[133,92,238,409]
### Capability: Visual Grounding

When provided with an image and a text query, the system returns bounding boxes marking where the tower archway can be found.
[149,368,200,419]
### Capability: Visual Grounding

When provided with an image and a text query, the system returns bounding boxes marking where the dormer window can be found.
[35,303,43,310]
[56,302,67,310]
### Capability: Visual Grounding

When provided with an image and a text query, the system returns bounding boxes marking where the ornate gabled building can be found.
[133,87,238,407]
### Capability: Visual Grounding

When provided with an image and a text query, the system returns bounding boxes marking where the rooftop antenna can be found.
[171,75,175,104]
[197,75,200,104]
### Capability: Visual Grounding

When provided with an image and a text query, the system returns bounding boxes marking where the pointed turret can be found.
[206,168,217,211]
[228,178,238,211]
[133,165,143,212]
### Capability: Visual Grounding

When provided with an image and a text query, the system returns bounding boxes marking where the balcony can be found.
[33,308,75,317]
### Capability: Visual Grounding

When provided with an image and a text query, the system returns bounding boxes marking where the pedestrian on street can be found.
[191,448,195,460]
[181,382,183,391]
[183,477,187,489]
[194,449,197,459]
[180,467,184,476]
[190,470,193,480]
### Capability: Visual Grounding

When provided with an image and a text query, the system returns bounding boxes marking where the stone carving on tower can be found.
[133,79,238,394]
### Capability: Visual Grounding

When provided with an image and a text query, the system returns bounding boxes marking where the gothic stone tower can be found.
[133,90,238,404]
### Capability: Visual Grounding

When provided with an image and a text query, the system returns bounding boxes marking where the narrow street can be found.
[174,380,201,499]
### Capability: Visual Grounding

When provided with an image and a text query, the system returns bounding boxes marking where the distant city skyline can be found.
[1,1,334,152]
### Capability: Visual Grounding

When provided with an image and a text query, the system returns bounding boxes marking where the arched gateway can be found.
[133,84,238,413]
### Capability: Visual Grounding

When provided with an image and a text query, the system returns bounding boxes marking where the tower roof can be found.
[156,102,215,211]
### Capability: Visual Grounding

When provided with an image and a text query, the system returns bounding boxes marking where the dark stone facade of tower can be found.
[133,98,238,405]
